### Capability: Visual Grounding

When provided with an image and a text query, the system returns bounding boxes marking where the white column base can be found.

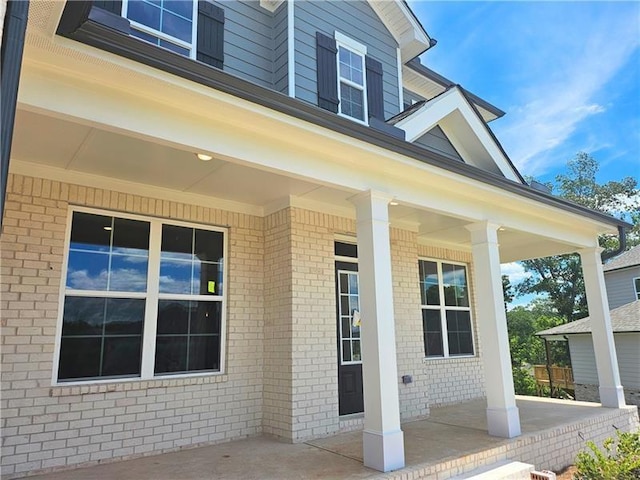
[599,385,625,408]
[363,429,405,472]
[487,406,521,438]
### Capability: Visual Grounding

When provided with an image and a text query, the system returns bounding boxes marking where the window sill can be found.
[49,373,228,397]
[422,355,476,363]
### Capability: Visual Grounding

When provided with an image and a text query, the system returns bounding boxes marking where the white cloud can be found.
[500,262,531,286]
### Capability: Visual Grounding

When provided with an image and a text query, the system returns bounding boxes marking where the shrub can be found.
[573,430,640,480]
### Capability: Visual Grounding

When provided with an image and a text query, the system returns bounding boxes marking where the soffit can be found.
[367,1,432,62]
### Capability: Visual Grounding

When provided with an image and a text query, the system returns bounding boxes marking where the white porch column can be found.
[579,247,625,408]
[351,190,404,472]
[466,221,521,438]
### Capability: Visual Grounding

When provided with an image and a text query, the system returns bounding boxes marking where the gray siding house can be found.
[538,246,640,406]
[538,301,640,407]
[1,0,636,477]
[603,245,640,309]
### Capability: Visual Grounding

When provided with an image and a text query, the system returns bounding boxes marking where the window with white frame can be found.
[634,277,640,300]
[419,259,474,358]
[56,209,226,382]
[123,0,197,57]
[336,32,367,123]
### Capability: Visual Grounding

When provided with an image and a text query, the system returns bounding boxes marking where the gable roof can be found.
[536,300,640,337]
[389,86,525,182]
[404,59,505,122]
[603,245,640,272]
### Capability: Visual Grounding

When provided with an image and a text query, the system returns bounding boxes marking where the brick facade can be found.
[1,174,487,477]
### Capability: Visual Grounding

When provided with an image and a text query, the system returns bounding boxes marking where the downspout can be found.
[601,226,627,263]
[0,0,29,227]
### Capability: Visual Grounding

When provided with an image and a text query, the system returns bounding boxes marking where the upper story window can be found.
[123,0,198,57]
[336,33,367,123]
[419,259,474,358]
[634,277,640,300]
[316,32,384,126]
[55,208,226,383]
[89,0,224,68]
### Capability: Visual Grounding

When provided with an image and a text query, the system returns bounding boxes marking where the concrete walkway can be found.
[28,397,633,480]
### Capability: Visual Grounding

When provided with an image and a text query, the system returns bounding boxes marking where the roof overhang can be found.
[367,1,433,62]
[393,86,523,182]
[15,1,632,265]
[403,60,505,122]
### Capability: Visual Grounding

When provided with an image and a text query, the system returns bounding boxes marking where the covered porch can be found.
[29,397,640,480]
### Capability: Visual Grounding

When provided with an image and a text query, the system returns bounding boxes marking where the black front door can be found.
[336,261,364,415]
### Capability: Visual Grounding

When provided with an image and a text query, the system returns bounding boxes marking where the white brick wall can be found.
[1,174,264,478]
[1,174,489,477]
[418,245,486,406]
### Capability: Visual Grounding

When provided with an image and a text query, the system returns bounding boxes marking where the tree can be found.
[517,152,639,322]
[506,300,567,395]
[555,152,639,249]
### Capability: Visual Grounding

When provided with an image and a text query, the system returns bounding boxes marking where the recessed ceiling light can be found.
[196,153,213,161]
[103,226,113,231]
[390,201,399,206]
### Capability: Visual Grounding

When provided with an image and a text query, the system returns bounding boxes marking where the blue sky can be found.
[409,1,640,308]
[409,1,640,185]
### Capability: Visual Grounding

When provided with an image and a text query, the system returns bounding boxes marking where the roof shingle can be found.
[603,245,640,272]
[536,300,640,336]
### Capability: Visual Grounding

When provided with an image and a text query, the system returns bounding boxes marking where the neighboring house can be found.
[603,245,640,309]
[537,301,640,407]
[0,0,631,477]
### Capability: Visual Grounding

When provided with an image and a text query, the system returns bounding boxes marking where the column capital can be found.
[465,221,502,245]
[578,246,605,258]
[350,190,394,224]
[349,190,394,208]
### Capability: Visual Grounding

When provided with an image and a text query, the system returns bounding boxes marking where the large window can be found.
[634,277,640,300]
[123,0,197,57]
[56,209,226,383]
[419,259,474,358]
[335,32,367,123]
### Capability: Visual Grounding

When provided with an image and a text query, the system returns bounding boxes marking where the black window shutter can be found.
[93,0,122,15]
[197,1,224,69]
[316,32,339,113]
[366,56,384,121]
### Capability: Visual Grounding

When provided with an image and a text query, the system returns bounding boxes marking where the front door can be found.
[336,261,364,415]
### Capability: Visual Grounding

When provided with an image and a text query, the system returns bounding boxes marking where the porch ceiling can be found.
[11,109,582,262]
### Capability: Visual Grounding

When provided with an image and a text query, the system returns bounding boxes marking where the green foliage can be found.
[518,255,586,323]
[517,152,640,322]
[506,300,569,394]
[574,430,640,480]
[502,274,514,307]
[512,366,537,396]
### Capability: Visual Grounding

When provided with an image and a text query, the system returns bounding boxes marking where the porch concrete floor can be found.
[30,397,612,480]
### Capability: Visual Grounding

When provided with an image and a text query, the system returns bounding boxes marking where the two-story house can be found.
[0,0,635,477]
[538,246,640,406]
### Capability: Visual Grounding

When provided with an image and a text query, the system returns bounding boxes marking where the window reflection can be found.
[66,212,149,292]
